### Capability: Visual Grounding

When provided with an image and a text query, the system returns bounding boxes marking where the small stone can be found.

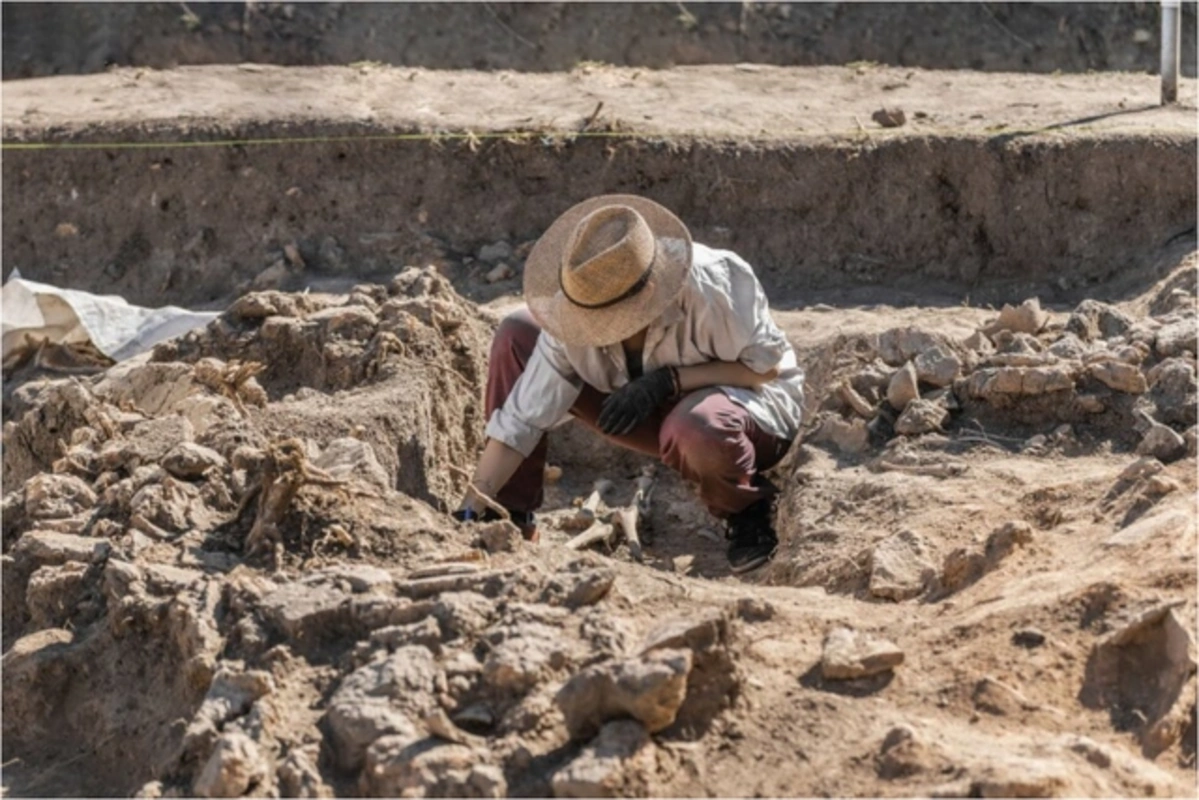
[477,520,523,553]
[312,437,389,488]
[361,737,502,798]
[1154,318,1198,358]
[986,298,1049,336]
[477,241,513,264]
[886,362,920,411]
[821,627,904,680]
[870,530,936,601]
[812,415,870,454]
[13,530,111,566]
[972,675,1037,715]
[259,582,351,642]
[1012,628,1046,648]
[1089,360,1148,393]
[556,649,692,740]
[162,442,227,480]
[878,328,947,366]
[545,465,564,483]
[484,263,515,284]
[984,521,1033,561]
[308,306,379,342]
[370,617,443,653]
[872,107,906,128]
[1066,299,1133,342]
[23,474,97,520]
[541,566,616,609]
[941,547,986,591]
[318,235,349,273]
[894,398,949,436]
[551,720,655,798]
[192,732,266,798]
[914,346,962,387]
[483,630,565,694]
[1118,456,1163,482]
[1136,423,1186,463]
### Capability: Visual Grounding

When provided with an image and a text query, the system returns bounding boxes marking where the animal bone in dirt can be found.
[562,478,614,532]
[616,466,657,561]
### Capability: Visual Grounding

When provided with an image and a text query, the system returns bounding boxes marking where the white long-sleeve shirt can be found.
[486,243,805,456]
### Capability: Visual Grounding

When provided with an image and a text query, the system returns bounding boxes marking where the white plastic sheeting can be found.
[1,271,219,363]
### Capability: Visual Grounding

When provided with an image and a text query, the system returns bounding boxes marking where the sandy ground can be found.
[4,63,1196,140]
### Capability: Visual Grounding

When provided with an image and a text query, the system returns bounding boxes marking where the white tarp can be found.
[1,271,219,363]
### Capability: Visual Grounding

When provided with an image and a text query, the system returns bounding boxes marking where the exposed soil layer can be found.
[2,65,1196,311]
[2,249,1196,798]
[3,2,1197,80]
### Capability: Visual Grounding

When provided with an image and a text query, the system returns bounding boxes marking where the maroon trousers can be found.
[487,309,791,518]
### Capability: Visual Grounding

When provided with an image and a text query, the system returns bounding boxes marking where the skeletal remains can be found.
[565,465,657,561]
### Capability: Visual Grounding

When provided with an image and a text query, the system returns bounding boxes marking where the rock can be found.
[541,564,616,609]
[277,746,331,798]
[1012,628,1046,648]
[483,627,567,694]
[361,737,504,798]
[163,443,227,480]
[887,362,920,411]
[986,298,1049,337]
[812,415,870,454]
[551,720,655,798]
[1088,360,1147,393]
[894,398,949,436]
[477,520,523,553]
[640,610,729,656]
[26,562,89,628]
[914,346,962,387]
[960,365,1078,397]
[326,646,442,770]
[477,241,513,264]
[972,675,1038,715]
[1047,333,1088,360]
[484,263,515,284]
[1136,423,1186,463]
[872,106,906,127]
[192,731,267,798]
[733,597,775,623]
[1147,357,1197,426]
[259,582,351,642]
[100,415,195,470]
[821,627,904,680]
[877,328,946,367]
[968,755,1069,798]
[877,724,933,779]
[1079,603,1195,753]
[556,649,692,740]
[1066,299,1134,341]
[1104,509,1191,548]
[13,530,111,566]
[350,596,435,632]
[308,305,379,342]
[23,474,96,519]
[1154,317,1198,358]
[433,592,497,640]
[183,666,276,759]
[312,437,389,488]
[371,617,444,653]
[869,530,936,601]
[1188,426,1198,458]
[311,564,394,593]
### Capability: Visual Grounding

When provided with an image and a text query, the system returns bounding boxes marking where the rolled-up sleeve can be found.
[700,253,789,374]
[484,332,582,457]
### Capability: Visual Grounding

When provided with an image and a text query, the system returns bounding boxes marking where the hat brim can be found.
[523,195,693,348]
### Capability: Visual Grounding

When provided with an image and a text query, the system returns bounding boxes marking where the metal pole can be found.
[1162,0,1181,104]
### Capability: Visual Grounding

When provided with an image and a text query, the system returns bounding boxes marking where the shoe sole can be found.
[728,548,776,574]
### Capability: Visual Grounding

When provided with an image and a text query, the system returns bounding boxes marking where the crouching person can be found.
[454,195,803,573]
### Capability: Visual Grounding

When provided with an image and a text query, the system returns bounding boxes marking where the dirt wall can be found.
[3,129,1195,310]
[3,2,1197,80]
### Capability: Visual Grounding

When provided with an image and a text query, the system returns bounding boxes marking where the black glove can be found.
[597,367,678,436]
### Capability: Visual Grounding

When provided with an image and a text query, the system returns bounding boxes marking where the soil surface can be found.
[3,66,1196,314]
[2,55,1198,800]
[3,2,1197,80]
[2,246,1196,798]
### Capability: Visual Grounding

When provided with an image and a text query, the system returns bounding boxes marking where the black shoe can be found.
[726,498,779,573]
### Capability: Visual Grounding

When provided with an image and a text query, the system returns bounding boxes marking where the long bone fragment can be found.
[616,466,657,561]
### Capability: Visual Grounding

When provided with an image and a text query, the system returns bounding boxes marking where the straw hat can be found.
[523,195,693,347]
